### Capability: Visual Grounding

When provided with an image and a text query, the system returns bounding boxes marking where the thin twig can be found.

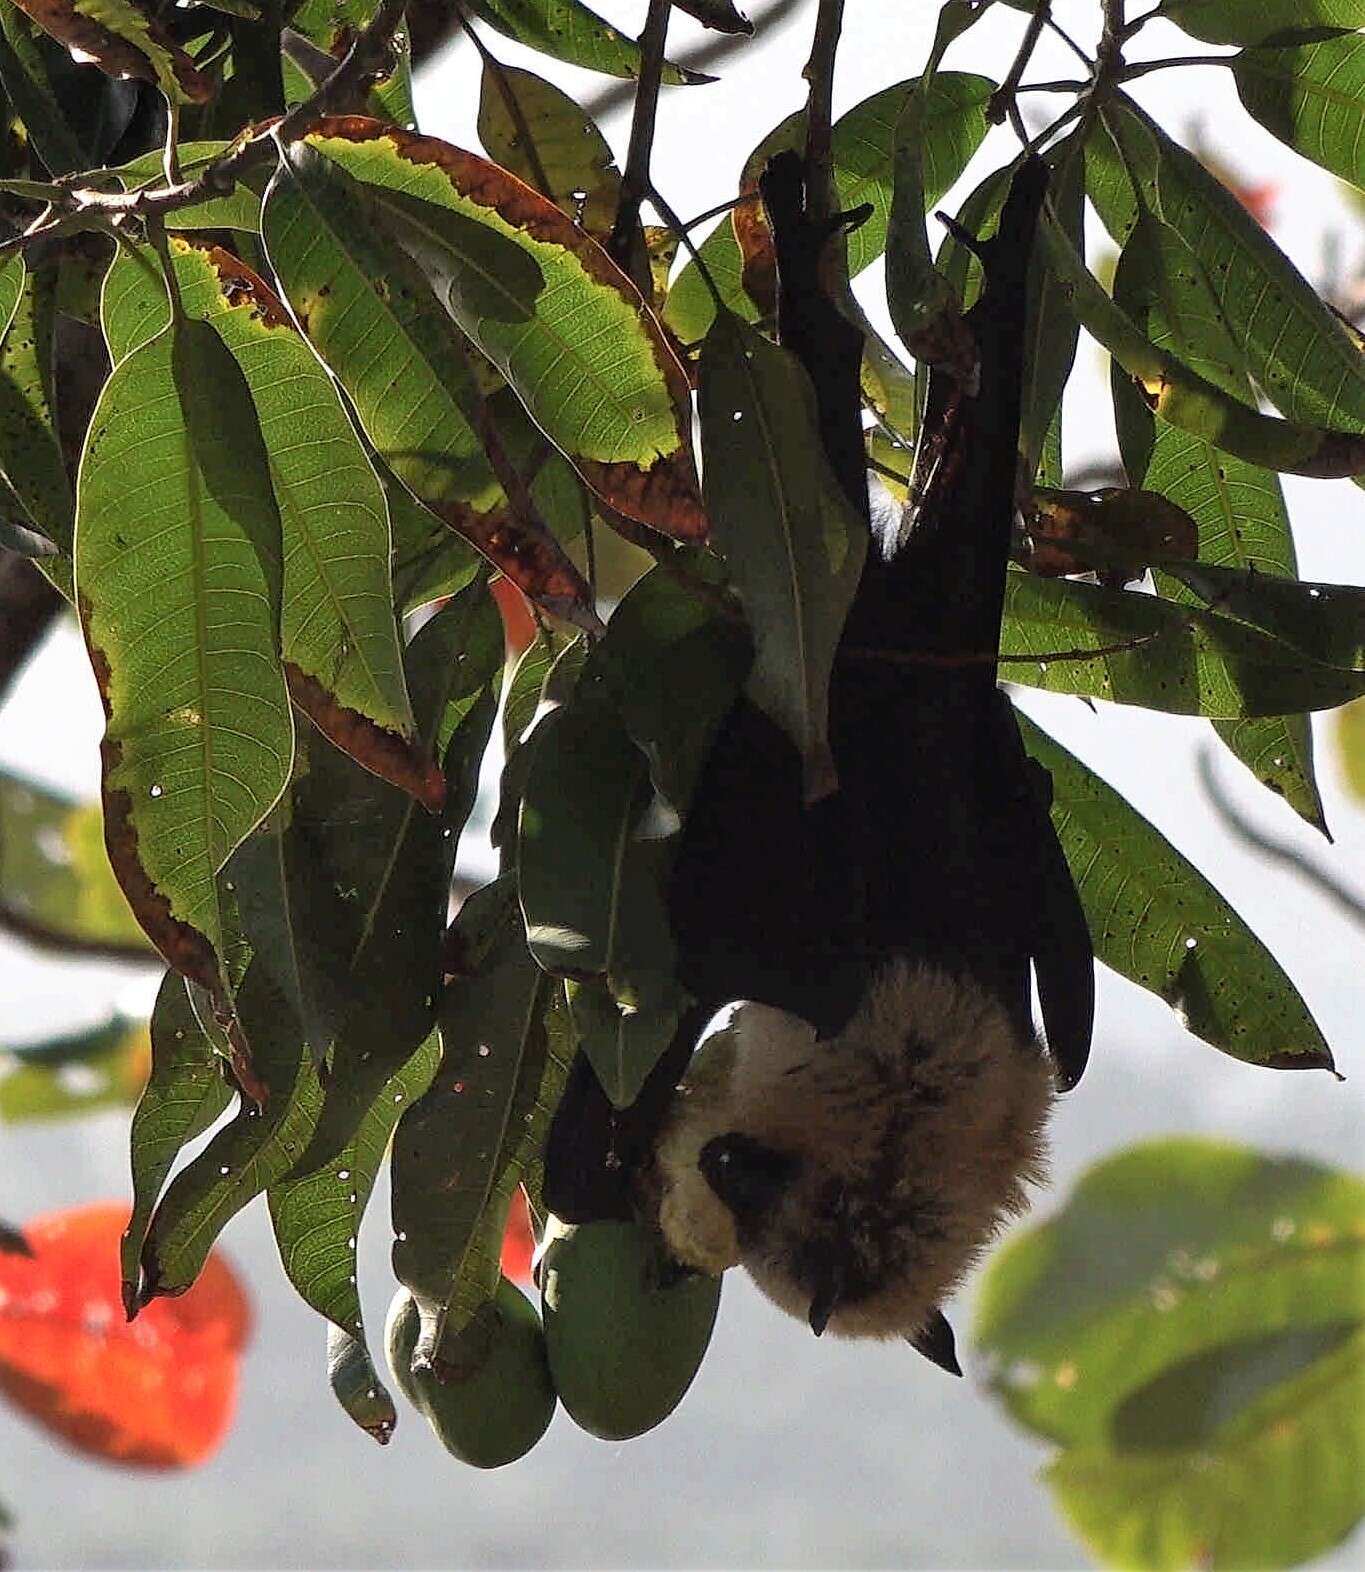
[0,0,408,257]
[680,190,760,233]
[610,0,673,272]
[1198,747,1365,926]
[988,1,1052,126]
[801,0,844,226]
[1045,13,1093,66]
[648,183,725,309]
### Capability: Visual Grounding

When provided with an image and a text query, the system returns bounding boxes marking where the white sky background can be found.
[2,2,1364,1567]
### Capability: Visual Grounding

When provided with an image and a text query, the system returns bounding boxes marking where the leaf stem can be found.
[610,0,673,273]
[1120,53,1235,81]
[989,1,1052,127]
[458,10,557,203]
[648,183,725,313]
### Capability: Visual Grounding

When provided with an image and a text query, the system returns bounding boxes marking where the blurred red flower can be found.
[499,1188,535,1285]
[0,1203,250,1469]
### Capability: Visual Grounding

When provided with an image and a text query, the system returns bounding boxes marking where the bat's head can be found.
[653,961,1054,1361]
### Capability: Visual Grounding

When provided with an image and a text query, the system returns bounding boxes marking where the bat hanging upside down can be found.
[545,154,1095,1374]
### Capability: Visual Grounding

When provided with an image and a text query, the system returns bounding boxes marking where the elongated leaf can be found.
[0,1012,149,1122]
[975,1136,1365,1442]
[0,768,152,953]
[477,60,621,242]
[665,72,993,343]
[76,315,293,991]
[288,0,413,127]
[302,117,703,540]
[119,971,232,1306]
[136,965,323,1306]
[1157,0,1365,45]
[1021,136,1084,481]
[113,142,264,230]
[262,138,599,629]
[393,885,571,1352]
[268,1032,438,1383]
[1018,715,1334,1071]
[1048,1328,1365,1572]
[387,471,481,614]
[0,252,23,343]
[102,240,433,806]
[0,266,72,551]
[0,1,85,173]
[1111,217,1326,830]
[11,0,210,101]
[1088,94,1365,441]
[1162,563,1365,670]
[1235,35,1365,193]
[698,311,865,799]
[466,0,704,82]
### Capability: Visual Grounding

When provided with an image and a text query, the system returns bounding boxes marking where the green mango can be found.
[384,1280,557,1467]
[541,1217,722,1441]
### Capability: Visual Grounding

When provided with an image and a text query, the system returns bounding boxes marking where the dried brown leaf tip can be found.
[435,500,602,636]
[13,0,211,102]
[1021,487,1199,587]
[195,245,294,331]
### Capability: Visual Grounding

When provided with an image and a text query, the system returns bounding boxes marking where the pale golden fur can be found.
[654,961,1054,1340]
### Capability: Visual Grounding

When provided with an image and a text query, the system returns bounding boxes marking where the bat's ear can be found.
[807,1258,847,1337]
[907,1307,963,1377]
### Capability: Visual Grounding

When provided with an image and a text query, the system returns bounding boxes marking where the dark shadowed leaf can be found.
[1001,573,1365,716]
[0,3,86,174]
[262,137,599,628]
[975,1138,1365,1445]
[76,314,293,993]
[119,972,233,1307]
[466,0,705,82]
[1161,564,1365,671]
[698,312,865,800]
[0,768,153,954]
[302,117,703,540]
[1018,716,1334,1071]
[1235,34,1365,193]
[10,0,210,101]
[0,266,72,552]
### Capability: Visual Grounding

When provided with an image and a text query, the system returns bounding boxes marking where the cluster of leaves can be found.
[0,0,1361,1476]
[974,1138,1365,1572]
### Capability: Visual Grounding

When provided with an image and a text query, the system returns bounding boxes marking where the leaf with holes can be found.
[1018,715,1334,1071]
[301,117,703,540]
[102,239,435,807]
[0,266,72,553]
[974,1136,1365,1445]
[262,137,598,629]
[466,0,705,82]
[10,0,209,101]
[76,314,293,993]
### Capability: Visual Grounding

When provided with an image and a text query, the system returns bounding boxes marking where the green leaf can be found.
[76,314,293,991]
[387,471,481,614]
[1160,563,1365,671]
[1110,218,1326,831]
[393,881,571,1349]
[10,0,211,102]
[326,1324,397,1445]
[0,265,73,552]
[304,120,703,541]
[119,971,232,1303]
[0,767,153,953]
[137,965,323,1304]
[1047,1326,1365,1572]
[1088,94,1365,441]
[113,141,265,230]
[102,239,430,803]
[477,59,621,242]
[262,136,598,625]
[1017,716,1335,1071]
[0,252,23,343]
[0,1011,149,1122]
[975,1137,1365,1445]
[1157,0,1365,46]
[288,0,413,126]
[465,0,704,83]
[1235,34,1365,193]
[0,0,86,173]
[664,71,993,343]
[698,311,866,798]
[1021,136,1084,482]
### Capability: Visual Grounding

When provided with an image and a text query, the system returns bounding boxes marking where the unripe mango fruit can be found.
[384,1280,556,1467]
[540,1218,722,1441]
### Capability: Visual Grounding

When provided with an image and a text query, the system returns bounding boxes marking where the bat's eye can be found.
[698,1133,799,1223]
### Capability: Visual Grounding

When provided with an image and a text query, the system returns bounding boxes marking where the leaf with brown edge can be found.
[298,117,705,542]
[261,138,601,631]
[11,0,210,102]
[100,240,439,808]
[76,316,294,993]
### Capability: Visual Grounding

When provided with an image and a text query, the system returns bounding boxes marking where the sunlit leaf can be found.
[1018,717,1335,1071]
[0,1202,249,1467]
[1235,35,1365,194]
[465,0,705,82]
[1156,0,1365,45]
[10,0,210,101]
[303,117,704,540]
[113,142,264,231]
[76,314,294,992]
[0,266,73,553]
[698,312,865,799]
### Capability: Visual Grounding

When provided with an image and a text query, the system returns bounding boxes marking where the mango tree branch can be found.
[609,0,674,272]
